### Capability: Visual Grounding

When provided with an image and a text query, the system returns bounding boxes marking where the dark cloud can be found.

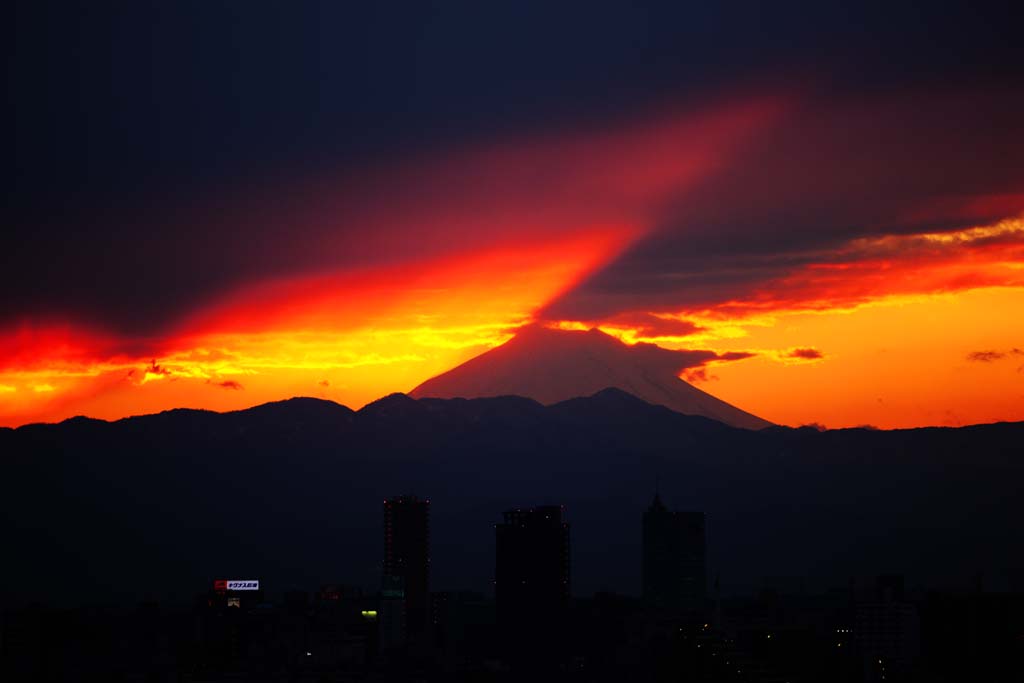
[208,380,244,390]
[545,87,1024,320]
[617,342,754,373]
[512,326,753,379]
[591,312,704,338]
[683,367,716,383]
[788,348,824,360]
[146,360,171,377]
[7,2,1024,332]
[682,351,755,383]
[967,348,1024,362]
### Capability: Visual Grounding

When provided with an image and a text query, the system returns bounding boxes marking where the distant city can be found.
[3,491,1021,682]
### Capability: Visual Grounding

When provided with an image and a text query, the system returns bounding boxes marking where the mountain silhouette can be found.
[3,390,1023,607]
[410,325,772,429]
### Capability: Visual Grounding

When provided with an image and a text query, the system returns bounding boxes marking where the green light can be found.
[361,610,378,618]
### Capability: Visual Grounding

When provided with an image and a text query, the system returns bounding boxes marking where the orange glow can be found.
[0,230,630,426]
[696,287,1024,429]
[6,92,1022,431]
[1,96,783,427]
[551,216,1024,428]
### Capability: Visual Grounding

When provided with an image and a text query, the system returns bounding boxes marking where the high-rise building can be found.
[856,575,920,682]
[382,495,430,642]
[495,505,570,670]
[642,493,707,611]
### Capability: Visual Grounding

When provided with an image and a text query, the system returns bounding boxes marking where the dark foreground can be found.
[2,389,1023,680]
[4,581,1023,682]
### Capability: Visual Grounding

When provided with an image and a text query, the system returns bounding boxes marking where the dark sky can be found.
[7,0,1024,332]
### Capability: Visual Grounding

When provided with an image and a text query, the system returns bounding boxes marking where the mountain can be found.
[410,325,773,429]
[3,390,1023,607]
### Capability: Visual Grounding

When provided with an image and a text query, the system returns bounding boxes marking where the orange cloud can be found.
[2,95,785,428]
[548,215,1024,427]
[9,89,1022,431]
[0,233,622,425]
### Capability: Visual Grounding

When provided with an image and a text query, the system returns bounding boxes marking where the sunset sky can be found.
[6,2,1024,429]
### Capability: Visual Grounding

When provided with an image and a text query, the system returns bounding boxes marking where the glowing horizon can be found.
[6,214,1024,429]
[5,90,1024,430]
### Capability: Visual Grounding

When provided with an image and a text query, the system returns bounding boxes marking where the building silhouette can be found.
[495,505,570,671]
[382,495,430,644]
[642,493,707,611]
[856,575,920,682]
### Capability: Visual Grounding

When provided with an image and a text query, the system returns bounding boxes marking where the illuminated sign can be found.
[215,579,260,591]
[361,610,378,619]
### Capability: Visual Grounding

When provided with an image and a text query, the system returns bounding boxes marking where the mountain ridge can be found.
[411,325,773,430]
[13,386,1024,433]
[3,389,1023,606]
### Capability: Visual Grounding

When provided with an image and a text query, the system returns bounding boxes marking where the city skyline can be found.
[13,485,1010,680]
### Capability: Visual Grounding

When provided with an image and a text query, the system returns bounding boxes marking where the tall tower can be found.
[495,505,570,670]
[642,493,707,611]
[383,495,430,641]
